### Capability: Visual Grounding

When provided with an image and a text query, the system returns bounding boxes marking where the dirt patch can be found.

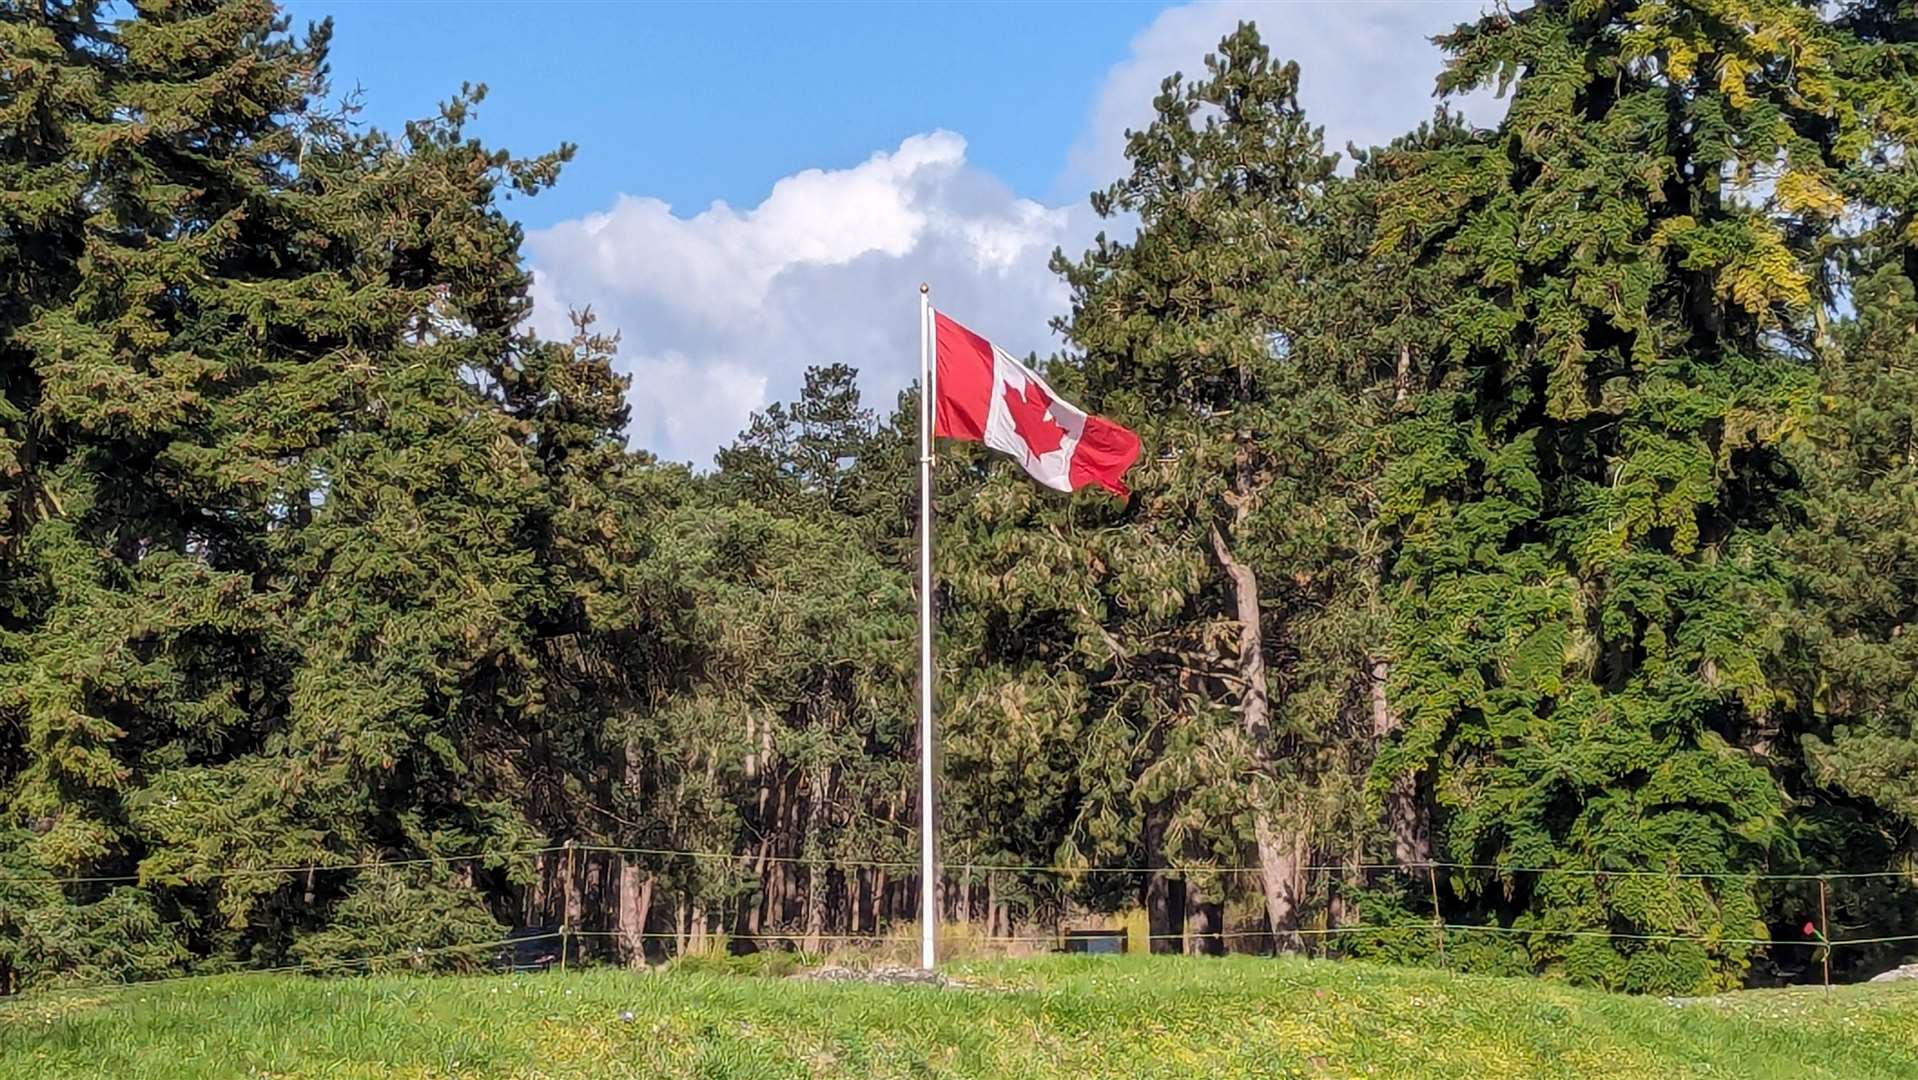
[790,964,974,989]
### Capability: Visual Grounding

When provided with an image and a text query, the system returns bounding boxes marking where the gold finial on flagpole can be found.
[920,282,929,294]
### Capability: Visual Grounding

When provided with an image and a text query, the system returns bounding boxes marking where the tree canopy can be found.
[4,0,1917,996]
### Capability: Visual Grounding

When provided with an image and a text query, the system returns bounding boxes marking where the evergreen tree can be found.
[8,0,1918,995]
[667,371,916,950]
[1775,262,1918,977]
[0,0,592,980]
[2,0,346,980]
[714,363,876,517]
[1051,25,1391,947]
[1765,0,1918,979]
[1372,0,1845,992]
[1305,115,1503,882]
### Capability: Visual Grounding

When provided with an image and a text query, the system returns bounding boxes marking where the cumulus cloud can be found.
[527,2,1513,464]
[1065,0,1507,191]
[526,132,1087,464]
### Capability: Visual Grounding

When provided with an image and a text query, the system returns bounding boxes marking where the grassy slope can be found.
[2,955,1915,1079]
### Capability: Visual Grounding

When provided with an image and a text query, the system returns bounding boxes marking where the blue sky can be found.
[281,1,1166,226]
[278,1,1505,464]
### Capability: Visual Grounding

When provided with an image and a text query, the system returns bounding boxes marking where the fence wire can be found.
[4,840,1914,1002]
[11,843,1915,885]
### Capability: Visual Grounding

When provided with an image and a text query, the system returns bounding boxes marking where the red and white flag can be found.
[932,312,1141,496]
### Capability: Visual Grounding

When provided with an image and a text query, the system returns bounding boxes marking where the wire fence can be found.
[5,841,1915,1002]
[18,842,1916,885]
[34,846,566,887]
[562,844,1918,881]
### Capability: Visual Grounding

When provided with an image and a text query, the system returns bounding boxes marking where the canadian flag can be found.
[932,312,1142,496]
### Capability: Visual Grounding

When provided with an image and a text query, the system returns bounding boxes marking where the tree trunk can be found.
[617,854,653,968]
[583,854,605,937]
[747,832,772,938]
[1251,812,1302,951]
[1188,882,1225,956]
[563,844,582,939]
[1211,518,1302,950]
[802,770,829,952]
[803,881,825,953]
[849,868,863,935]
[1143,802,1186,955]
[744,715,775,939]
[1370,654,1430,866]
[985,873,999,940]
[529,852,549,926]
[1332,836,1364,931]
[1394,340,1412,406]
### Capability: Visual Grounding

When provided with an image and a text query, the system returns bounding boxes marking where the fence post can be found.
[1819,876,1831,998]
[562,839,577,974]
[1426,862,1446,967]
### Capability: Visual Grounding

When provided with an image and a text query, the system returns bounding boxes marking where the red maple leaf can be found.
[1003,380,1066,458]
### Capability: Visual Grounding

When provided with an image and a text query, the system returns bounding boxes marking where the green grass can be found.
[3,955,1914,1078]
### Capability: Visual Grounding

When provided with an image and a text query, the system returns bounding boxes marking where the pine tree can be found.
[1776,262,1918,976]
[1762,0,1918,979]
[635,370,917,951]
[1051,24,1398,948]
[714,363,876,517]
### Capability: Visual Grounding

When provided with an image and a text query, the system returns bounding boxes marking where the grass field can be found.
[3,954,1915,1079]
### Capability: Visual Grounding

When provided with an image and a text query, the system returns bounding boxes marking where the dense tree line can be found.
[3,0,1917,996]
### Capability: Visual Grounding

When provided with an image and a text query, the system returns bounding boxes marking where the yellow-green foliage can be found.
[1370,0,1846,994]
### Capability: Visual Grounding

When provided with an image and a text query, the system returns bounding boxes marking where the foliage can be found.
[1045,22,1392,945]
[0,832,186,994]
[288,866,507,975]
[6,0,1918,1001]
[1369,0,1842,992]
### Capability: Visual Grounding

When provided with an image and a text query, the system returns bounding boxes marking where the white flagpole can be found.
[917,283,937,970]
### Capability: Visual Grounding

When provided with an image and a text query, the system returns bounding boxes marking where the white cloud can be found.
[526,132,1083,464]
[1065,0,1507,191]
[527,2,1513,464]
